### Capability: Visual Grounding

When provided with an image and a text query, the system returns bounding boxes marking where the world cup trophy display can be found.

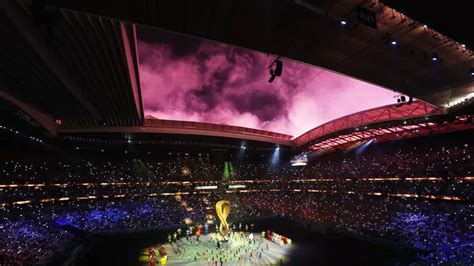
[215,200,230,240]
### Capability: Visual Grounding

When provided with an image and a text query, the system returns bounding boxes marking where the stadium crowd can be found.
[1,133,473,184]
[0,134,472,265]
[1,191,471,265]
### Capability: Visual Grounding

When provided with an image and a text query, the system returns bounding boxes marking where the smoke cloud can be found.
[138,26,395,136]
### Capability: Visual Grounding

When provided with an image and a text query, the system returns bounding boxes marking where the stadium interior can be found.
[0,0,473,265]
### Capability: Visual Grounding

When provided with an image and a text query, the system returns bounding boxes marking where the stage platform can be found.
[139,232,293,265]
[77,218,414,265]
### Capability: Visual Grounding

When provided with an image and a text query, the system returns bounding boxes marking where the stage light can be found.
[270,145,281,166]
[238,145,246,160]
[461,44,466,48]
[340,20,347,25]
[75,147,79,150]
[355,139,374,155]
[423,24,427,28]
[396,97,403,107]
[432,53,438,61]
[391,41,397,45]
[470,67,474,76]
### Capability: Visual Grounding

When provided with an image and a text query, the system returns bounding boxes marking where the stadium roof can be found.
[380,0,473,49]
[46,0,474,107]
[293,101,474,151]
[59,117,293,146]
[1,2,143,127]
[294,101,440,147]
[1,0,473,147]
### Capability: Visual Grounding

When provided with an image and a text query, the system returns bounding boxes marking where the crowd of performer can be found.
[148,223,289,265]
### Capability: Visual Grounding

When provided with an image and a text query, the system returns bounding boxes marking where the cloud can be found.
[137,27,395,136]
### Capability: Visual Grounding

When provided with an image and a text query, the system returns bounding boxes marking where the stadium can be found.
[0,0,473,265]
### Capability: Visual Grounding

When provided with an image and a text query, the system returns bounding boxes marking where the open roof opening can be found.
[138,26,396,136]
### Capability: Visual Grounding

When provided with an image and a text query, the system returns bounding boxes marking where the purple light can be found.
[55,218,70,226]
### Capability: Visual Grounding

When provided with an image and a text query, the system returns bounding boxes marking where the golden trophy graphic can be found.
[215,200,230,239]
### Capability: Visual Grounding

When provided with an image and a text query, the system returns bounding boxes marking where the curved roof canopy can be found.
[1,0,473,147]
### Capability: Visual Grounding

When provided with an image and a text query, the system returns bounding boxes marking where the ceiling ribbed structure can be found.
[47,0,474,107]
[0,1,143,127]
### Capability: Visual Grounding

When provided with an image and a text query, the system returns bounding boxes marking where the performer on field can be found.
[149,247,155,266]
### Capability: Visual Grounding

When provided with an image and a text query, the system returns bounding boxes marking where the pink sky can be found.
[137,27,396,137]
